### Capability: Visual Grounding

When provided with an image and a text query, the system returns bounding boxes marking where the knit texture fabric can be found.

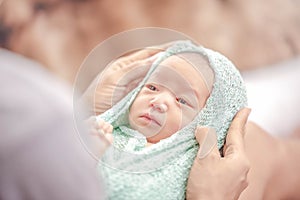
[96,40,248,199]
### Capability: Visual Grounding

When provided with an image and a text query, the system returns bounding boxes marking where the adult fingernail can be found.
[198,127,217,159]
[195,126,208,143]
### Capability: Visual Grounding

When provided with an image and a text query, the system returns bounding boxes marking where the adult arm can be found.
[240,122,300,199]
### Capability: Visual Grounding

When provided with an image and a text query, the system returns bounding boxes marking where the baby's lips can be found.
[142,113,162,126]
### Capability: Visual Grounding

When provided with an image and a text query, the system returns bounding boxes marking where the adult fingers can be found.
[150,41,178,50]
[115,46,163,69]
[122,41,175,63]
[229,108,251,137]
[107,52,159,95]
[116,58,153,86]
[112,41,175,72]
[223,108,251,157]
[195,126,220,160]
[105,41,176,87]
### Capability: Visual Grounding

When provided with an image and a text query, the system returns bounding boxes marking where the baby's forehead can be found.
[146,64,195,92]
[148,54,213,92]
[174,53,214,93]
[146,54,213,108]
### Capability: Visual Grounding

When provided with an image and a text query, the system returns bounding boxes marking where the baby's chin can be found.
[129,121,184,144]
[145,134,165,144]
[134,125,162,140]
[145,130,178,144]
[137,125,178,144]
[135,128,168,144]
[129,119,161,137]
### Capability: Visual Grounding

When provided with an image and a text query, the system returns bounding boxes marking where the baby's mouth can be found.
[140,114,161,126]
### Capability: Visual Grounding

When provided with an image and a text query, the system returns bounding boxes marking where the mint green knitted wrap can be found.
[97,40,247,199]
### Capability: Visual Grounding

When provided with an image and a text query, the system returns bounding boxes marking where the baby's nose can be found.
[150,92,172,112]
[151,102,168,113]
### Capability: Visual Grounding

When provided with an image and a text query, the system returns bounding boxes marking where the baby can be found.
[96,40,247,200]
[128,53,213,145]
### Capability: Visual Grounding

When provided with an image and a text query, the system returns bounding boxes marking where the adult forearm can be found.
[277,139,300,198]
[240,122,282,200]
[258,137,300,199]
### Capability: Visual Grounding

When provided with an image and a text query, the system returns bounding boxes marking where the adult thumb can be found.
[195,126,220,159]
[195,126,209,144]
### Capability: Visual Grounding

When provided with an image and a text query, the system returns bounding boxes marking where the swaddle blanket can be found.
[97,40,247,199]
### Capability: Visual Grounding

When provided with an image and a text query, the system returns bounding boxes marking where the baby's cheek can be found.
[168,115,185,133]
[181,109,198,127]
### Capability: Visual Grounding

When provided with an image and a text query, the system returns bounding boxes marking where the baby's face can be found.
[129,55,211,143]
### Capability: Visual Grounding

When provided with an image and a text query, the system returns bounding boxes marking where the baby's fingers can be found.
[89,130,112,158]
[84,116,100,129]
[97,119,113,134]
[103,133,113,144]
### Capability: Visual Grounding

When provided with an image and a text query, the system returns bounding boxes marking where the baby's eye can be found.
[176,97,188,105]
[147,84,157,91]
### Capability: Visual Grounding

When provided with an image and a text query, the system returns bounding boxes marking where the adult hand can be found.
[80,43,173,115]
[186,108,251,200]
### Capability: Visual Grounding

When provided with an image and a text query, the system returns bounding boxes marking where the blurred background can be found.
[0,0,299,137]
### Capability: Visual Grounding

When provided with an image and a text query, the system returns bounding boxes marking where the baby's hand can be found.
[97,118,113,135]
[85,116,113,133]
[84,116,114,156]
